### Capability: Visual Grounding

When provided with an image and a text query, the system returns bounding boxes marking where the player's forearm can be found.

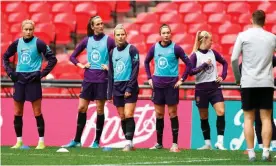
[181,57,192,81]
[41,57,57,78]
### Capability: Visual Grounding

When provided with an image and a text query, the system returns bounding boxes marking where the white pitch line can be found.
[2,153,234,165]
[125,158,231,165]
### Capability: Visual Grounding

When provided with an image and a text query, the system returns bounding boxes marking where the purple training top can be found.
[70,33,115,83]
[144,41,192,88]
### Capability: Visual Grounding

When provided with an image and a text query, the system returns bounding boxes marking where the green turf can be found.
[1,146,275,165]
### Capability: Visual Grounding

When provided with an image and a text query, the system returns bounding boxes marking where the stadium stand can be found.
[1,0,276,97]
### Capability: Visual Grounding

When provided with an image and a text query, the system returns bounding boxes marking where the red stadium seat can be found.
[75,2,97,34]
[1,17,9,34]
[94,2,113,23]
[135,12,159,24]
[203,2,226,14]
[5,2,27,13]
[75,2,97,15]
[35,23,55,44]
[140,23,160,35]
[13,32,22,41]
[211,34,220,43]
[272,25,276,34]
[208,13,231,24]
[123,23,140,35]
[172,33,194,45]
[170,23,187,34]
[221,34,238,45]
[211,43,223,53]
[227,2,251,15]
[1,42,10,55]
[146,33,160,48]
[132,42,147,54]
[160,13,182,24]
[188,23,212,34]
[184,13,207,24]
[115,1,131,13]
[31,13,52,24]
[52,63,79,78]
[218,23,242,34]
[257,2,276,13]
[56,53,70,63]
[53,13,76,44]
[28,2,50,13]
[179,2,202,14]
[179,44,193,55]
[7,13,29,24]
[77,52,88,65]
[51,2,74,14]
[10,23,21,36]
[155,2,178,14]
[127,33,145,44]
[238,13,251,25]
[1,32,13,49]
[246,0,262,11]
[266,13,276,24]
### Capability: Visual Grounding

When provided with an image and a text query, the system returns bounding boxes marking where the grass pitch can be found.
[1,146,276,165]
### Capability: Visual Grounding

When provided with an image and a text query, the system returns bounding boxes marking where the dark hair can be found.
[87,15,101,37]
[159,24,171,34]
[252,10,266,27]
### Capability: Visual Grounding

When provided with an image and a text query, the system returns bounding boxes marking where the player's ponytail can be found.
[192,31,201,53]
[192,31,211,54]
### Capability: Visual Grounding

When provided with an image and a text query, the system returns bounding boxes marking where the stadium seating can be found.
[4,2,28,13]
[1,0,276,86]
[31,13,53,24]
[155,2,178,14]
[115,1,131,13]
[135,12,159,24]
[53,13,76,44]
[257,2,276,13]
[51,2,74,14]
[28,2,51,14]
[160,12,182,24]
[179,2,202,14]
[74,2,97,34]
[203,2,226,14]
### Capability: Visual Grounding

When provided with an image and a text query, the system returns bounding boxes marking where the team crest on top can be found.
[204,63,214,74]
[158,57,168,69]
[91,50,101,63]
[20,48,31,64]
[115,61,125,74]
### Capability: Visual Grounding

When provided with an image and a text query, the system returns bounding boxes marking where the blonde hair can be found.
[113,24,127,35]
[192,31,212,53]
[21,19,35,29]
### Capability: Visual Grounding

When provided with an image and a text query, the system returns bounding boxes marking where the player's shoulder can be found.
[106,35,114,41]
[129,44,139,54]
[36,37,47,45]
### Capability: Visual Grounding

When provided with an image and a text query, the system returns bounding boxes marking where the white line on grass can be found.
[125,158,231,165]
[2,153,233,165]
